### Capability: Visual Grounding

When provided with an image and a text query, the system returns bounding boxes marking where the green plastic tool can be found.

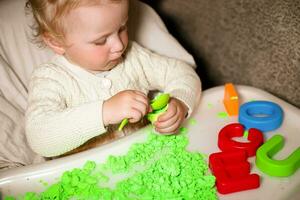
[255,134,300,177]
[150,93,170,110]
[118,118,128,131]
[147,105,168,124]
[147,93,170,124]
[118,93,170,131]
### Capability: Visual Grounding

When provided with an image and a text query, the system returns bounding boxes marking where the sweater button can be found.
[101,79,111,88]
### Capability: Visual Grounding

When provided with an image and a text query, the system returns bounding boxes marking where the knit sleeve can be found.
[130,42,201,116]
[25,66,106,157]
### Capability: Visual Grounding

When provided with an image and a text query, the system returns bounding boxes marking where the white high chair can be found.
[0,0,196,169]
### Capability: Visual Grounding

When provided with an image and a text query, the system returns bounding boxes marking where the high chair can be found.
[0,0,196,169]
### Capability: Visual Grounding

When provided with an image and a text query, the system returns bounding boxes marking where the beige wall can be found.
[142,0,300,108]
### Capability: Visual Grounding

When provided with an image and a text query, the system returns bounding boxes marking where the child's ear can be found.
[42,33,66,55]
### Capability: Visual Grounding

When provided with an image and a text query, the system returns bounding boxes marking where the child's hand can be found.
[103,90,150,126]
[154,98,188,134]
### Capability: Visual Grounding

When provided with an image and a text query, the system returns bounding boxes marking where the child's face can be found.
[62,1,129,72]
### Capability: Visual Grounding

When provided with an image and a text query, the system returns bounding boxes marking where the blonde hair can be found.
[26,0,122,46]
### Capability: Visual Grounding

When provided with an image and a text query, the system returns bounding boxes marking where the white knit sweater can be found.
[25,41,201,157]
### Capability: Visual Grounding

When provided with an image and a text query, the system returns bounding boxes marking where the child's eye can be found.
[94,39,106,46]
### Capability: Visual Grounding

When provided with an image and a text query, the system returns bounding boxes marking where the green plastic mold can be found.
[150,93,170,110]
[255,134,300,177]
[147,93,170,124]
[147,105,168,124]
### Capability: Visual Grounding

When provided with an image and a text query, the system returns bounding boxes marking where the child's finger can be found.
[128,108,143,123]
[134,93,148,105]
[132,100,148,116]
[133,90,149,104]
[155,114,178,129]
[157,105,177,122]
[133,90,147,97]
[156,117,181,134]
[133,92,150,112]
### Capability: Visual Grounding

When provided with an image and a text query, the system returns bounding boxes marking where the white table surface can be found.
[0,85,299,199]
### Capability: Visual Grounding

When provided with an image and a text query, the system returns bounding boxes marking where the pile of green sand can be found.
[5,127,217,200]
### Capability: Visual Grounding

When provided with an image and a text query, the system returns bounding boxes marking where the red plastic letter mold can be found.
[218,123,264,157]
[209,150,260,194]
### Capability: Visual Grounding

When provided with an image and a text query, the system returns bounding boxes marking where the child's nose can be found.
[110,34,124,53]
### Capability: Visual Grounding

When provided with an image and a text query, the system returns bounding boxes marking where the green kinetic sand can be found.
[5,128,217,200]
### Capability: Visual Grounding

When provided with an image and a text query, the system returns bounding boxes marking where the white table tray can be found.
[0,85,299,199]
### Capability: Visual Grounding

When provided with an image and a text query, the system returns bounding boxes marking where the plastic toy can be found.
[223,83,239,116]
[118,93,170,130]
[147,105,168,124]
[256,134,300,177]
[209,150,260,194]
[146,93,170,124]
[218,123,264,157]
[118,118,129,131]
[239,100,283,132]
[149,93,170,110]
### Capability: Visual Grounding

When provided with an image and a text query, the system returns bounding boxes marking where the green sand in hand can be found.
[5,128,217,200]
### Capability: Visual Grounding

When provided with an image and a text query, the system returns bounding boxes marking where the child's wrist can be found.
[102,101,110,126]
[173,98,189,117]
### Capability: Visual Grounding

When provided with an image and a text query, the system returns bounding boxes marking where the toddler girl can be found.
[25,0,201,157]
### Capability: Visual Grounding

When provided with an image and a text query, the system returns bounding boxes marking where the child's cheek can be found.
[120,31,129,49]
[91,47,109,61]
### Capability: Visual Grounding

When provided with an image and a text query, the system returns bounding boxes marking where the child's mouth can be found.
[111,56,123,64]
